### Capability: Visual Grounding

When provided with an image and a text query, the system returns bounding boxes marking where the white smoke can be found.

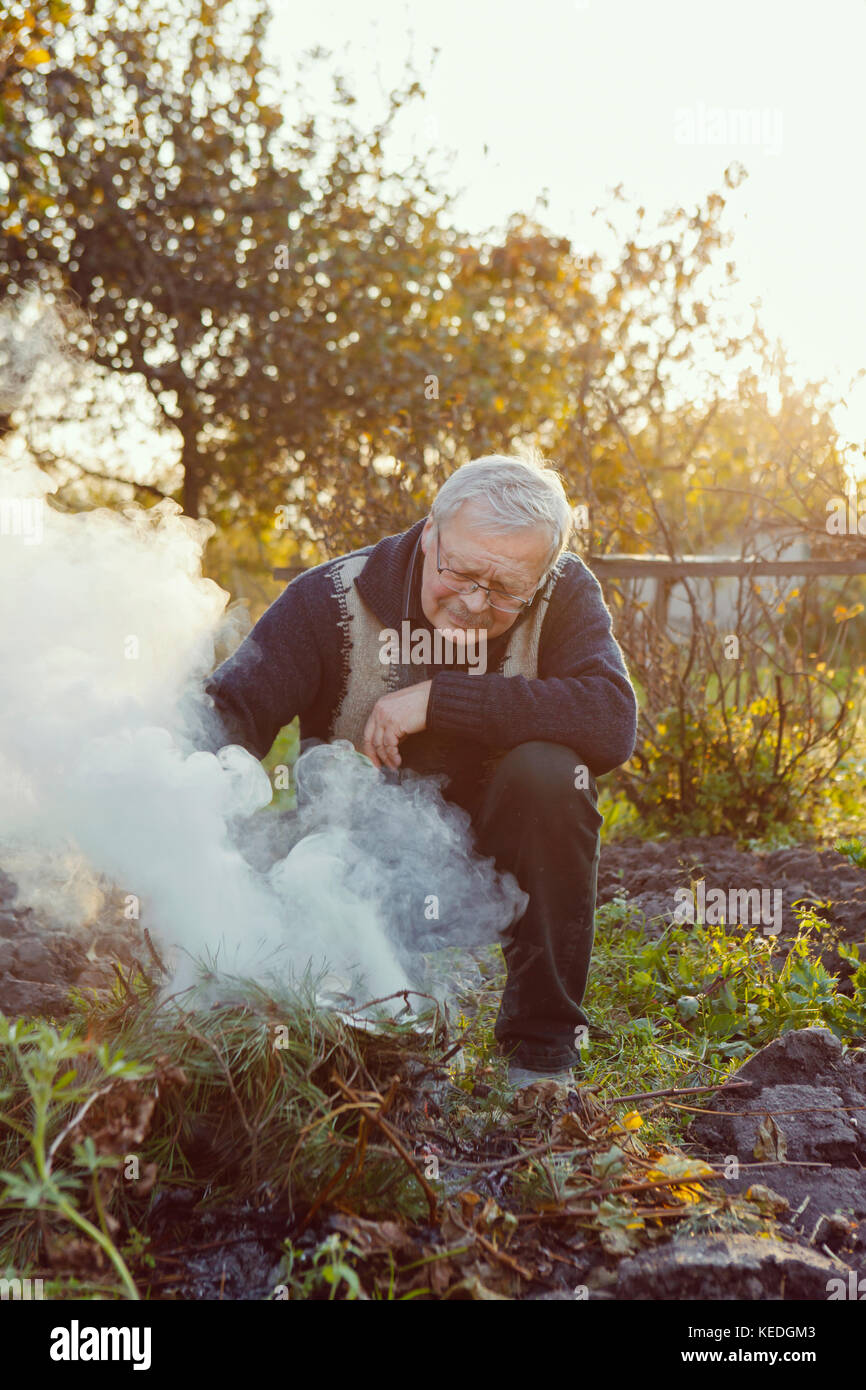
[0,287,79,415]
[0,293,527,1009]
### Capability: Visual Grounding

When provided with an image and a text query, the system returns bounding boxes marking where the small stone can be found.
[618,1233,849,1300]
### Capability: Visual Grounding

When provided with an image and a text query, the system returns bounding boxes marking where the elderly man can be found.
[203,454,638,1086]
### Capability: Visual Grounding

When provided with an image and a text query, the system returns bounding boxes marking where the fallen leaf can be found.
[753,1114,788,1162]
[646,1154,715,1181]
[329,1214,416,1255]
[442,1273,511,1300]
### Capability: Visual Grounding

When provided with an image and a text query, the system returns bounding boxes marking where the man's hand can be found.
[362,680,432,770]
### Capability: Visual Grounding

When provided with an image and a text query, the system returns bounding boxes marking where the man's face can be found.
[419,502,552,642]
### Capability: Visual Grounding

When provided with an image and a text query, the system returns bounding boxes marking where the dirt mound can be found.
[598,834,866,964]
[688,1027,866,1239]
[609,1028,866,1300]
[0,873,144,1017]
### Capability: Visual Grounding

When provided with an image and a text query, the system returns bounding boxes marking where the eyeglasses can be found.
[435,534,538,613]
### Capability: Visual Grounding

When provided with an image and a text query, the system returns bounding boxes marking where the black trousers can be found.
[446,741,603,1072]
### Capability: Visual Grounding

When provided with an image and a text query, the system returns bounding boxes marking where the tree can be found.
[1,0,309,516]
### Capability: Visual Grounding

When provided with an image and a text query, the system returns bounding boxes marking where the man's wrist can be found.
[427,670,488,738]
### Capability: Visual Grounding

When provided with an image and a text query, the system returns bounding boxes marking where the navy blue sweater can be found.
[203,518,638,783]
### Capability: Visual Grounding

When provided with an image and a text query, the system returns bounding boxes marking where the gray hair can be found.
[430,451,574,577]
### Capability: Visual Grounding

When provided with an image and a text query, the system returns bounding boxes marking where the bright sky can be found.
[270,0,866,463]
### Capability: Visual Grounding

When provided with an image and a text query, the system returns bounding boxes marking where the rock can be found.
[0,908,38,938]
[724,1084,862,1164]
[0,976,70,1018]
[692,1034,856,1150]
[0,869,17,903]
[10,956,56,985]
[840,1048,866,1091]
[49,933,88,976]
[618,1233,850,1300]
[684,1027,866,1281]
[91,933,139,966]
[723,1166,866,1238]
[689,1029,864,1162]
[0,940,16,974]
[11,937,57,984]
[733,1027,845,1089]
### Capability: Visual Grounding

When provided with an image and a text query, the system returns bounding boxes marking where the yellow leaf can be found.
[621,1110,643,1131]
[19,46,50,67]
[647,1154,715,1181]
[671,1183,705,1203]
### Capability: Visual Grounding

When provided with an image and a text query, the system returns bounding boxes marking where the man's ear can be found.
[420,516,434,554]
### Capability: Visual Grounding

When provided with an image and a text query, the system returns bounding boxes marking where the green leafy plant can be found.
[836,836,866,868]
[0,1014,151,1299]
[277,1233,365,1301]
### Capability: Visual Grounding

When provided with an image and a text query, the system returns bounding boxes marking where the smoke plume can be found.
[0,293,527,1011]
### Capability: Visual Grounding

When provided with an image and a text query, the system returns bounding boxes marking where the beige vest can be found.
[330,551,559,754]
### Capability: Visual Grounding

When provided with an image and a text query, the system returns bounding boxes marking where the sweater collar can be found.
[354,518,427,627]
